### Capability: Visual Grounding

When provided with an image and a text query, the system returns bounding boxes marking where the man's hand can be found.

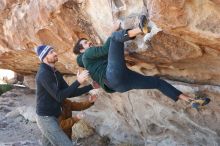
[89,94,97,103]
[77,70,89,84]
[76,112,85,120]
[92,81,100,89]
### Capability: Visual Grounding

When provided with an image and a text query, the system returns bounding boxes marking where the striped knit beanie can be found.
[35,45,53,62]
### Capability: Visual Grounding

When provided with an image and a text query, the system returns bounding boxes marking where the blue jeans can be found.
[106,29,182,101]
[36,115,74,146]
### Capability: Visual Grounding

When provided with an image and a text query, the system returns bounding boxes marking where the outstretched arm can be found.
[39,73,80,103]
[40,70,89,103]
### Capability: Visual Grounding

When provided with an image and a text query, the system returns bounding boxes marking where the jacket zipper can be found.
[53,70,62,107]
[53,71,59,87]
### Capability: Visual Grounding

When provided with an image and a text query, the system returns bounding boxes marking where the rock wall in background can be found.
[0,0,220,145]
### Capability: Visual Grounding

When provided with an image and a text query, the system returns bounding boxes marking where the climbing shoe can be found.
[190,97,211,109]
[139,15,150,34]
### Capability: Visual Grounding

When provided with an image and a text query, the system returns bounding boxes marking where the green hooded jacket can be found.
[76,37,115,93]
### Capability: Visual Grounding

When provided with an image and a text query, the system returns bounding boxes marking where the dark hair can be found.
[73,38,87,55]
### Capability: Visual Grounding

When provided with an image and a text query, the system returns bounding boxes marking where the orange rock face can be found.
[0,0,99,74]
[0,0,219,86]
[0,0,220,145]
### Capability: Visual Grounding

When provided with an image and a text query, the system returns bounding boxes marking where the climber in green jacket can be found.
[73,15,210,109]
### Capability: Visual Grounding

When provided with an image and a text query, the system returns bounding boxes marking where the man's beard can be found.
[47,57,58,64]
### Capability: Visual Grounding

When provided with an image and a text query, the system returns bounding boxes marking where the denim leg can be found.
[41,135,53,146]
[118,70,182,101]
[36,115,74,146]
[107,29,134,72]
[106,29,138,89]
[111,29,133,43]
[106,35,127,88]
[106,30,181,101]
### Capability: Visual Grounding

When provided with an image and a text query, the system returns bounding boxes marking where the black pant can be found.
[106,29,182,101]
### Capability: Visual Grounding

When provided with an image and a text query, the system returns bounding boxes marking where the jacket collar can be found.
[40,63,56,72]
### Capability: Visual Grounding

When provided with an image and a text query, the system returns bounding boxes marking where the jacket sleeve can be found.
[70,85,93,97]
[59,75,69,88]
[60,74,93,97]
[83,37,111,59]
[59,72,93,97]
[39,73,81,103]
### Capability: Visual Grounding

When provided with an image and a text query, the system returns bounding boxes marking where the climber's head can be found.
[73,38,92,55]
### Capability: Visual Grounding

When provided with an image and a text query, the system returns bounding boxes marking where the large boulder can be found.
[0,0,220,145]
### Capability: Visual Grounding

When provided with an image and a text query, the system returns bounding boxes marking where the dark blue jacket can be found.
[36,63,93,117]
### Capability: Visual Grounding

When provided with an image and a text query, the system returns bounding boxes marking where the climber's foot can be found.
[138,15,150,34]
[190,97,211,109]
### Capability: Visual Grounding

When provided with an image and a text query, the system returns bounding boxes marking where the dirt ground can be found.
[0,87,112,146]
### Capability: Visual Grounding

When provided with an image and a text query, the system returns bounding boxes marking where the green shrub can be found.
[0,84,13,95]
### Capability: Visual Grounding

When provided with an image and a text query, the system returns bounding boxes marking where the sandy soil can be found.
[0,87,41,146]
[0,87,110,146]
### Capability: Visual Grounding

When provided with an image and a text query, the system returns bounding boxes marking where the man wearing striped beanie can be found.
[35,45,95,146]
